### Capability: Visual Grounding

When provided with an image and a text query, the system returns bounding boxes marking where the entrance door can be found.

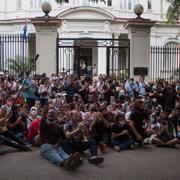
[80,48,93,76]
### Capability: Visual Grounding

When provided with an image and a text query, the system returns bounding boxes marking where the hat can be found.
[30,106,37,112]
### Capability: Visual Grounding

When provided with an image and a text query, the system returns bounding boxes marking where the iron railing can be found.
[150,46,180,82]
[56,38,130,78]
[0,34,36,76]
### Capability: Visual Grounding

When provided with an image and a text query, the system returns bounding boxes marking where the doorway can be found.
[80,48,93,76]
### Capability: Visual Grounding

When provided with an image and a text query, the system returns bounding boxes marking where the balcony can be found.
[72,0,107,8]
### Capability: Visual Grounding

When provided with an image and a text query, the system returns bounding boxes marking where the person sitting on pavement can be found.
[26,106,41,130]
[128,100,151,144]
[89,110,111,153]
[26,107,41,146]
[39,107,81,170]
[6,104,27,140]
[0,105,31,151]
[152,118,178,148]
[111,113,134,152]
[63,110,104,165]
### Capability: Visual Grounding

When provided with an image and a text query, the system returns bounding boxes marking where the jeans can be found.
[111,138,133,150]
[1,130,25,145]
[62,139,98,157]
[0,134,26,150]
[40,143,70,166]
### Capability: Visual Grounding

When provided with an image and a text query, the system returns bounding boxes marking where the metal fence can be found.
[56,38,130,78]
[0,34,36,76]
[150,46,180,82]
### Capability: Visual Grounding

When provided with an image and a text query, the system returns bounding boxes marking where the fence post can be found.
[31,17,61,77]
[124,19,156,81]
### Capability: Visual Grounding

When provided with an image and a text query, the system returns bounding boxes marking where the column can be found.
[31,17,60,76]
[98,45,107,75]
[124,18,155,81]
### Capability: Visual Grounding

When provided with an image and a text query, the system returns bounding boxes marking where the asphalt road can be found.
[0,145,180,180]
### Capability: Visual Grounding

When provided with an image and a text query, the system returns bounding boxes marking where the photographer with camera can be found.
[0,105,31,151]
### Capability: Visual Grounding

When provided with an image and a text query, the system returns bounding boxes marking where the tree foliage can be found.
[7,56,36,76]
[167,0,180,23]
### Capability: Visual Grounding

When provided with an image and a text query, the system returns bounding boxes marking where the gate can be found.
[0,34,36,76]
[56,38,130,79]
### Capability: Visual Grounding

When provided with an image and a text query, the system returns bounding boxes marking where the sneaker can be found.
[70,152,83,170]
[99,143,108,153]
[88,156,104,164]
[114,146,120,152]
[129,144,134,150]
[63,155,74,170]
[143,138,150,145]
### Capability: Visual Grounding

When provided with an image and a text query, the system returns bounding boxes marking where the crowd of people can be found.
[0,70,180,170]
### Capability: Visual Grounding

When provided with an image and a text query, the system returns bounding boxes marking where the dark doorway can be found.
[80,48,93,76]
[56,38,130,78]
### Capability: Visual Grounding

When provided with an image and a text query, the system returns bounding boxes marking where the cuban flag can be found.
[23,20,28,41]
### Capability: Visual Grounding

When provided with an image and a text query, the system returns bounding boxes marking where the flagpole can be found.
[23,0,28,75]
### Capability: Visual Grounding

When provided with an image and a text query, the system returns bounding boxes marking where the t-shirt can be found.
[27,118,41,141]
[63,121,84,142]
[23,79,36,99]
[40,119,65,145]
[111,123,130,140]
[129,111,145,134]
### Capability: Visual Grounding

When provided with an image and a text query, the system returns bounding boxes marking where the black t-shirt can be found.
[8,112,26,132]
[111,123,130,140]
[129,111,145,134]
[93,120,109,136]
[40,119,65,145]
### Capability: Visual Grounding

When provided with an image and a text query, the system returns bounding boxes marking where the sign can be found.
[134,67,148,76]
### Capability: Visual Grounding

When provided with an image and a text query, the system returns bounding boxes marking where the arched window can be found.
[147,0,152,10]
[163,42,180,70]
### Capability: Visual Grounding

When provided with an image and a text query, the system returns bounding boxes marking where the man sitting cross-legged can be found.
[63,110,104,165]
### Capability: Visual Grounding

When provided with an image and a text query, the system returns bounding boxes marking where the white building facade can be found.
[0,0,179,79]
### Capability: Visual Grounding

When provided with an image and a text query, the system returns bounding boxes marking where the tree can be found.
[167,0,180,23]
[7,56,36,76]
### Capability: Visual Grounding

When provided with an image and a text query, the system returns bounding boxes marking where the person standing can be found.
[22,71,36,108]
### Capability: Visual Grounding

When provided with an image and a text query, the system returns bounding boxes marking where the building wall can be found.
[0,0,179,78]
[0,0,179,47]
